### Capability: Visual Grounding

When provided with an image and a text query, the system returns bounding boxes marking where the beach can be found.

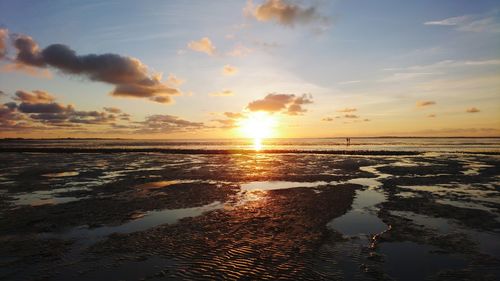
[0,138,499,280]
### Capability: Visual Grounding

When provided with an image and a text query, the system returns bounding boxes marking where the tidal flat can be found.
[0,152,499,280]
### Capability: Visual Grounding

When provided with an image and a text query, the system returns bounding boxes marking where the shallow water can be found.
[380,241,468,281]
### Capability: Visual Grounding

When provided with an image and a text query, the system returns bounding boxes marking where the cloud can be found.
[245,0,328,27]
[187,37,215,55]
[338,80,361,85]
[103,107,122,114]
[394,127,499,137]
[212,118,238,128]
[211,112,246,129]
[379,72,437,82]
[222,64,238,75]
[416,100,436,107]
[337,107,357,113]
[166,73,185,86]
[343,114,359,119]
[424,14,500,33]
[224,112,245,119]
[0,28,7,59]
[1,89,123,129]
[135,114,206,134]
[247,93,313,115]
[386,59,500,72]
[210,90,234,97]
[14,90,55,103]
[466,107,480,113]
[322,117,334,122]
[424,15,471,26]
[227,44,253,57]
[4,32,179,104]
[18,102,68,114]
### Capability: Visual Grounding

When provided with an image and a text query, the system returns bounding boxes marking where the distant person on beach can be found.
[346,138,351,146]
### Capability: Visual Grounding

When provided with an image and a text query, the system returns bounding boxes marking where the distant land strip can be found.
[0,147,498,155]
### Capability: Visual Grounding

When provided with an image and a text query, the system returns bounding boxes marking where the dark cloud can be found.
[135,114,206,134]
[247,93,313,115]
[8,33,180,104]
[416,100,436,107]
[245,0,328,27]
[119,113,131,121]
[0,102,30,130]
[1,89,125,130]
[344,114,359,119]
[466,107,480,113]
[103,107,122,114]
[322,117,334,122]
[18,102,68,114]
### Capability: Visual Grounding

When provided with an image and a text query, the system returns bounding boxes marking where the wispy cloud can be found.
[424,13,500,33]
[337,107,357,113]
[226,44,252,57]
[338,80,361,85]
[466,107,480,113]
[416,100,436,108]
[209,90,234,97]
[222,64,238,76]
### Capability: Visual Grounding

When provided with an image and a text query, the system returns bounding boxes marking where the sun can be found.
[239,112,277,150]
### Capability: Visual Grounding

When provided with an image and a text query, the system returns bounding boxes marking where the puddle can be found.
[327,164,389,236]
[390,211,500,259]
[134,180,196,190]
[12,187,90,206]
[240,181,328,191]
[461,159,494,176]
[380,241,467,281]
[48,201,224,240]
[436,199,495,212]
[327,189,387,235]
[42,171,80,178]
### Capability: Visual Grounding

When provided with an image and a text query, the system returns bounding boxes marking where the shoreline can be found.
[1,147,499,155]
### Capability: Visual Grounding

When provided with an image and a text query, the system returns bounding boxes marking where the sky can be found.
[0,0,499,139]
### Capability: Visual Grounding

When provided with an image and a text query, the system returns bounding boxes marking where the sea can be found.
[1,137,499,153]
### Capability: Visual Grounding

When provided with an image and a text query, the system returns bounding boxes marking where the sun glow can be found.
[239,112,277,150]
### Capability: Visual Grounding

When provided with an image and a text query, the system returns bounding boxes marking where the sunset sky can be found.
[0,0,499,138]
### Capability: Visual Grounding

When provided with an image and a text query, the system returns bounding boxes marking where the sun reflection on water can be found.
[254,138,263,151]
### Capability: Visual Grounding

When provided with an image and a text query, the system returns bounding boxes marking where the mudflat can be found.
[0,152,499,280]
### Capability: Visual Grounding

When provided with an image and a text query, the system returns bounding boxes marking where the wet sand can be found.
[0,152,499,280]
